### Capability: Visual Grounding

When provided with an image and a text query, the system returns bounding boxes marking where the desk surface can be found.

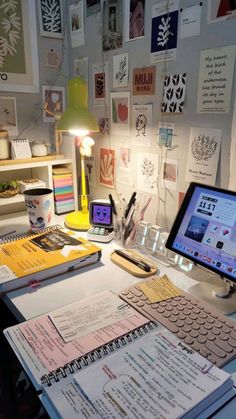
[1,212,236,418]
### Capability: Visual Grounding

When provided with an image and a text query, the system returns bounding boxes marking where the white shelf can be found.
[0,157,72,172]
[0,194,25,206]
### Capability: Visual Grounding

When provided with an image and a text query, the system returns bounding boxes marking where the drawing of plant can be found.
[115,56,127,83]
[95,73,105,98]
[41,0,62,33]
[191,134,218,162]
[100,151,114,183]
[157,16,171,47]
[0,0,21,68]
[141,157,155,189]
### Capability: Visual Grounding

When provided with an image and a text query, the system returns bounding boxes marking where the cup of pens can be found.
[109,192,138,248]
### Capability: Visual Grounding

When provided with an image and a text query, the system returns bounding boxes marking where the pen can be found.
[108,193,117,216]
[125,192,136,219]
[114,249,151,272]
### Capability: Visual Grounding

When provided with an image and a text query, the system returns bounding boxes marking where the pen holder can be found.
[113,217,134,248]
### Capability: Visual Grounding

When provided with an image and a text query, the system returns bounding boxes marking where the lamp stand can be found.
[65,154,90,231]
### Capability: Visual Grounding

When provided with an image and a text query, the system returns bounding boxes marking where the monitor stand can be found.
[184,265,236,315]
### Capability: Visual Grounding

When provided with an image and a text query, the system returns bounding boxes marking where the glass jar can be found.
[0,130,10,160]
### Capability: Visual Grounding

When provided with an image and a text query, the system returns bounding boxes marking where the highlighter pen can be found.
[114,249,151,272]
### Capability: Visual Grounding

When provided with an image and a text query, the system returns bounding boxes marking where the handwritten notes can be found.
[197,45,236,113]
[139,275,181,302]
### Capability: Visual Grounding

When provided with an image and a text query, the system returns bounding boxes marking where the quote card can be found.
[197,45,236,113]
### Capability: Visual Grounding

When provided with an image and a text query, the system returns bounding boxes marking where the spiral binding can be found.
[40,321,158,387]
[0,224,63,244]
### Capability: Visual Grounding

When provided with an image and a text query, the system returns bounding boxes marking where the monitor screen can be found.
[90,203,112,227]
[166,183,236,283]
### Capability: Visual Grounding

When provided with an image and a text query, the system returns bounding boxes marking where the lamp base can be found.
[65,210,90,231]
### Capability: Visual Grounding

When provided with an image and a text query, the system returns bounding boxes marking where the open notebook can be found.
[4,290,235,419]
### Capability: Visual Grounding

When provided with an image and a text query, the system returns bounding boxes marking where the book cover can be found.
[0,226,101,293]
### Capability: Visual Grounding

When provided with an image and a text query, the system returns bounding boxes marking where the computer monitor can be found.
[166,183,236,310]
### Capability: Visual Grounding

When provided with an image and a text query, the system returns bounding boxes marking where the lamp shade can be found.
[57,78,98,132]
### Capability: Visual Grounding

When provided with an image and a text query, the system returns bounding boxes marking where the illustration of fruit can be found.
[118,103,128,121]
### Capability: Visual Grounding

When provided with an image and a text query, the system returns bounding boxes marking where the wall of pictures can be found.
[67,0,236,229]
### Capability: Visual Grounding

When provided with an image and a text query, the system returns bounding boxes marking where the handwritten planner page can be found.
[49,290,138,342]
[72,329,232,419]
[4,292,148,386]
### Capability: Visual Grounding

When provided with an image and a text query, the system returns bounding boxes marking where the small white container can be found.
[31,142,48,157]
[0,130,10,160]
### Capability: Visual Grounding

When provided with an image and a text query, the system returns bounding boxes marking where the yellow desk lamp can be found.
[57,77,98,230]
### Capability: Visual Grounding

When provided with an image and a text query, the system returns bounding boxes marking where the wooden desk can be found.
[2,212,236,418]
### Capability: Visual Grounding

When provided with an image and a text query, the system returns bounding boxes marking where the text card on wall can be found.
[197,45,236,114]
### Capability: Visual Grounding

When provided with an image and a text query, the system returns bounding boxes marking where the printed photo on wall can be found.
[0,96,18,136]
[125,0,145,41]
[151,0,179,63]
[197,45,235,114]
[207,0,236,22]
[103,0,123,51]
[98,117,109,135]
[161,73,186,113]
[110,92,130,136]
[70,2,85,47]
[137,152,158,194]
[113,53,129,88]
[92,62,109,107]
[185,127,222,185]
[85,154,96,187]
[100,148,115,188]
[117,146,133,186]
[42,86,65,122]
[162,158,178,190]
[74,57,88,83]
[133,66,156,96]
[132,104,152,147]
[158,122,174,148]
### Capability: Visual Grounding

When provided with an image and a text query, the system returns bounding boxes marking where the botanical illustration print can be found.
[113,53,128,88]
[137,152,158,194]
[100,148,115,188]
[185,127,222,185]
[39,0,62,37]
[151,0,179,63]
[92,62,108,106]
[95,72,105,99]
[161,73,186,113]
[0,0,22,69]
[191,134,218,162]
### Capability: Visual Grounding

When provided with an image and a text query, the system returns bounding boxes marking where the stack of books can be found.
[52,167,75,214]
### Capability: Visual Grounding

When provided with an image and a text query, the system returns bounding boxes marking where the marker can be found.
[125,192,136,219]
[108,194,117,215]
[114,249,151,272]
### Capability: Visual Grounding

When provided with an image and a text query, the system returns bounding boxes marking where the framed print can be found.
[0,96,18,136]
[0,0,39,93]
[100,148,115,188]
[42,86,65,123]
[110,92,130,136]
[102,0,123,51]
[208,0,236,23]
[38,0,63,38]
[125,0,145,41]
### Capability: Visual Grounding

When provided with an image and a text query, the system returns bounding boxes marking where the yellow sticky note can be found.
[139,275,182,303]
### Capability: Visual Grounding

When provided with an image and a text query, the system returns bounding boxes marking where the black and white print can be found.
[161,73,186,113]
[38,0,63,38]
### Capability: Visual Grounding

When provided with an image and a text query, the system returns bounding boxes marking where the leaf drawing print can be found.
[161,73,186,113]
[0,0,21,68]
[40,0,62,34]
[95,73,105,98]
[100,148,115,187]
[115,56,127,83]
[191,134,218,162]
[157,16,171,47]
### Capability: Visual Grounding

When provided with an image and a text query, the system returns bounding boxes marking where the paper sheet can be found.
[139,275,182,302]
[49,290,140,342]
[73,329,232,419]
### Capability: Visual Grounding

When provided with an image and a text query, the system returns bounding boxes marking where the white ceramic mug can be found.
[24,188,54,231]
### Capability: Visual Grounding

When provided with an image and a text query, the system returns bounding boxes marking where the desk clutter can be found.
[52,167,75,214]
[3,289,235,419]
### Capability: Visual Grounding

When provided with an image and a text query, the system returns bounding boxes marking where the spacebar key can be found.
[205,341,227,359]
[141,306,179,333]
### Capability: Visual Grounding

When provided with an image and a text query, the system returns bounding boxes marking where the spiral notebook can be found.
[0,225,101,293]
[3,290,151,391]
[4,291,235,419]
